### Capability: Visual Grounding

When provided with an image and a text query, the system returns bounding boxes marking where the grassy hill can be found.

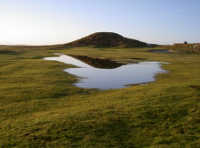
[0,32,151,50]
[63,32,149,48]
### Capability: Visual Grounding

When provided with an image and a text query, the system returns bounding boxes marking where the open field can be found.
[0,46,200,147]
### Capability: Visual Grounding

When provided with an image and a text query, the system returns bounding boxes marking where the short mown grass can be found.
[0,46,200,147]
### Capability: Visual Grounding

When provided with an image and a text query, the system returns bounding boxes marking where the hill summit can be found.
[64,32,148,48]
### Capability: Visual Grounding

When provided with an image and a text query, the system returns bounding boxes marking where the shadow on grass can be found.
[0,50,19,55]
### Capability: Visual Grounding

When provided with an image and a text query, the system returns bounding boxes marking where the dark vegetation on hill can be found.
[63,32,150,48]
[0,32,152,50]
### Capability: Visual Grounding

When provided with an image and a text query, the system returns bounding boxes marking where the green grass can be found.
[0,46,200,147]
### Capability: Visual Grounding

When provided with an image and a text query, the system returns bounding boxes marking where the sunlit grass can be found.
[0,46,200,147]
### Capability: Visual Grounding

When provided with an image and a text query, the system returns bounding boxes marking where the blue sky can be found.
[0,0,199,45]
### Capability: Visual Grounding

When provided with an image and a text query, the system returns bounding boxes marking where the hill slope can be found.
[64,32,148,48]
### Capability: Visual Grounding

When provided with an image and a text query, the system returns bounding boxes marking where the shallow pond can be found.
[44,54,166,90]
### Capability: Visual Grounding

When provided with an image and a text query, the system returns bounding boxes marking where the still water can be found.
[44,54,166,90]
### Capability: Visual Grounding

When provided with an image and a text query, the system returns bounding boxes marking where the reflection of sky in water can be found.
[44,55,166,90]
[45,55,92,68]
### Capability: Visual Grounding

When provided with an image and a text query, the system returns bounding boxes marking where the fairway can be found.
[0,46,200,147]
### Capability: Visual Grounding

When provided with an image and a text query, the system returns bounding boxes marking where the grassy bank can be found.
[0,46,200,147]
